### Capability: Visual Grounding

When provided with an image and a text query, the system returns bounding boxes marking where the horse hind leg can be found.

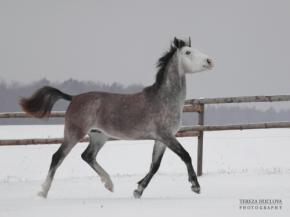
[81,130,114,192]
[38,135,80,198]
[134,140,166,198]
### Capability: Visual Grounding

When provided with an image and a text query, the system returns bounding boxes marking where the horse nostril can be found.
[206,58,212,65]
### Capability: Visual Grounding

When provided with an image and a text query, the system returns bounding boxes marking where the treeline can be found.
[1,78,290,125]
[0,78,143,125]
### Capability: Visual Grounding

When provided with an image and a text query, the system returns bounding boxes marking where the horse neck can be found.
[153,56,186,105]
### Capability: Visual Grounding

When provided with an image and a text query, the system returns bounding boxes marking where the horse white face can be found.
[178,46,214,74]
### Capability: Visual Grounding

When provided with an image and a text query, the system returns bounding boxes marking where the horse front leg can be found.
[133,140,166,198]
[160,135,200,194]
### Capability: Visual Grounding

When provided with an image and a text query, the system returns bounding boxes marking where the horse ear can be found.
[188,37,191,47]
[173,37,180,48]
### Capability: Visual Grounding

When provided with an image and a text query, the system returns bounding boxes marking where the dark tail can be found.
[19,86,73,119]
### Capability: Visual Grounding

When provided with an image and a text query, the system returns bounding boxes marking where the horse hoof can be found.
[101,176,114,192]
[133,190,142,199]
[191,185,201,194]
[104,182,114,192]
[37,191,47,198]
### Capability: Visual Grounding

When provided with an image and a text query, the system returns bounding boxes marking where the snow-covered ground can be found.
[0,125,290,216]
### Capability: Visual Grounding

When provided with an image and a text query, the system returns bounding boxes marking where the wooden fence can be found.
[1,94,290,176]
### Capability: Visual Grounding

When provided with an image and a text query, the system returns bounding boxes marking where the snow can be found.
[0,125,290,216]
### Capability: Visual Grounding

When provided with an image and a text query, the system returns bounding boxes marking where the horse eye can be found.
[185,51,191,55]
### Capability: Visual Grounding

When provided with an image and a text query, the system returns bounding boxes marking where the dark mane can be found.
[145,38,189,92]
[155,45,177,88]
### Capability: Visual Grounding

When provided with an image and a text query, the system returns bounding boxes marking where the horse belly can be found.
[95,110,155,140]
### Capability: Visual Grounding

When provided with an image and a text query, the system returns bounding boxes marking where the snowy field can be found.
[0,125,290,217]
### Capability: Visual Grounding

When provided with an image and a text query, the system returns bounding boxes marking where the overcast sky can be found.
[0,0,290,101]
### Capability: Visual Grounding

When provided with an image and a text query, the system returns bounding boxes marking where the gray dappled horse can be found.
[20,37,214,198]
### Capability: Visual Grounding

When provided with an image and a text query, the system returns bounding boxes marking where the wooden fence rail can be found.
[1,94,290,176]
[0,104,199,119]
[180,121,290,132]
[187,94,290,176]
[0,111,66,119]
[0,127,199,146]
[185,94,290,105]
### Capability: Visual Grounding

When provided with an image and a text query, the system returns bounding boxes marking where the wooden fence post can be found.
[197,103,204,176]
